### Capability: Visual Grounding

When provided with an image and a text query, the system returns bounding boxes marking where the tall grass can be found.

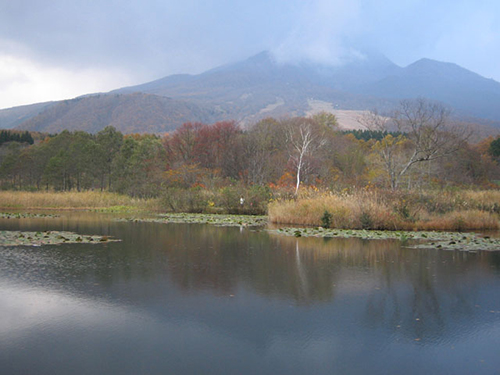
[268,189,500,231]
[0,191,156,210]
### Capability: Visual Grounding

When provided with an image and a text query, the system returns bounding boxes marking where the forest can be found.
[1,100,500,227]
[0,130,34,146]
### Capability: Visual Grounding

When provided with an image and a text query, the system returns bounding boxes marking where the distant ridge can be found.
[0,102,55,129]
[4,51,500,133]
[357,58,500,120]
[17,93,217,134]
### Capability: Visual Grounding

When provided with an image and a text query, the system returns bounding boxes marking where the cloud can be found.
[1,0,500,109]
[272,0,363,65]
[0,54,131,109]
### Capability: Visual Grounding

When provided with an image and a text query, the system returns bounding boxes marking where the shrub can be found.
[321,210,332,228]
[160,187,207,213]
[219,186,240,212]
[360,211,373,229]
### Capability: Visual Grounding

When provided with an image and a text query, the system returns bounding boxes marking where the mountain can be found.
[0,101,55,129]
[114,51,401,124]
[17,93,218,134]
[114,51,500,127]
[6,51,500,134]
[357,58,500,121]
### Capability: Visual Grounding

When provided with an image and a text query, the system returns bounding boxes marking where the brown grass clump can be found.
[268,189,500,231]
[269,191,401,230]
[414,210,499,231]
[460,190,500,212]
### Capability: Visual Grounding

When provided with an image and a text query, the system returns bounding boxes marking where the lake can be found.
[1,212,500,374]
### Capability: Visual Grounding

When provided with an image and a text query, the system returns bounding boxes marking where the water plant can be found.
[120,213,268,227]
[0,230,120,247]
[0,212,60,219]
[268,227,500,252]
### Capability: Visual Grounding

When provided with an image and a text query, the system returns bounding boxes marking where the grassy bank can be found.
[0,191,157,211]
[0,186,270,214]
[269,189,500,231]
[2,189,499,232]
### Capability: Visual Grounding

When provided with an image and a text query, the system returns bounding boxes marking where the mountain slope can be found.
[358,58,500,120]
[18,93,217,134]
[115,51,500,126]
[0,102,55,129]
[115,51,401,124]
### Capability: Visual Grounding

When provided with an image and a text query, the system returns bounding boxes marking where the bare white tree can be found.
[286,120,326,195]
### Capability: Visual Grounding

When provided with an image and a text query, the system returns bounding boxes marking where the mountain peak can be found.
[247,50,274,64]
[406,58,477,78]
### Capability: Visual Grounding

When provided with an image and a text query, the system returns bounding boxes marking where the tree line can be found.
[0,130,34,146]
[0,99,499,198]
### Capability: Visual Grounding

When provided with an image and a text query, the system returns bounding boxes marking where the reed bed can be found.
[268,189,500,231]
[0,191,156,210]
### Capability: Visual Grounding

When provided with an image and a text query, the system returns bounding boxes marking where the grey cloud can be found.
[1,0,500,99]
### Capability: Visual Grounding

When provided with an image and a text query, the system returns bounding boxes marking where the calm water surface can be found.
[1,213,500,375]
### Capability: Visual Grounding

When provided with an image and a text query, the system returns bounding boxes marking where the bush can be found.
[159,185,270,215]
[160,187,208,213]
[360,211,373,229]
[321,210,332,228]
[245,185,272,215]
[219,186,240,212]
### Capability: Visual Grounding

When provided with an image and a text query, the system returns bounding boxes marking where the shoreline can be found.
[2,209,499,252]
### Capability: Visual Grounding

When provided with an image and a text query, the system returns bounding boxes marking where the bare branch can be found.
[366,99,468,189]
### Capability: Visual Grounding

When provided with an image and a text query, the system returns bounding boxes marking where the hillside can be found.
[115,51,400,125]
[17,93,218,134]
[115,51,500,127]
[358,58,500,121]
[0,102,55,129]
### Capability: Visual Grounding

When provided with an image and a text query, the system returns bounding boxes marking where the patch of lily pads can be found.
[269,227,500,252]
[119,213,268,227]
[1,212,60,219]
[0,230,119,247]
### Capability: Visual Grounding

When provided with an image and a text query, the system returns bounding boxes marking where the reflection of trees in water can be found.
[157,227,497,338]
[295,241,309,300]
[362,250,492,341]
[8,217,496,337]
[161,229,399,304]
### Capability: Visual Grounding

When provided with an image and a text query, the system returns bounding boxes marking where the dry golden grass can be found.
[461,190,500,210]
[414,210,499,231]
[268,189,500,231]
[269,193,401,229]
[0,191,156,210]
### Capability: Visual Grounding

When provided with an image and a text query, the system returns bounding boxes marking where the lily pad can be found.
[0,230,120,247]
[119,213,268,227]
[268,227,500,252]
[0,212,60,219]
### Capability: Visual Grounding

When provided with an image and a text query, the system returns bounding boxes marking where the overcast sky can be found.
[1,0,500,109]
